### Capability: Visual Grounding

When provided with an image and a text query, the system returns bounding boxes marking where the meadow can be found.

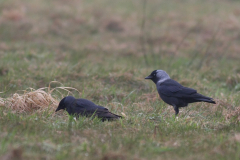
[0,0,240,159]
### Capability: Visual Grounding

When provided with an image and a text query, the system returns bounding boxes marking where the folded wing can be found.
[159,79,197,98]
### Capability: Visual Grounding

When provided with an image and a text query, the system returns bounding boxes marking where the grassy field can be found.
[0,0,240,159]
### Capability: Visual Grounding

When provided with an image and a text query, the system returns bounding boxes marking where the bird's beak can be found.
[55,107,60,112]
[145,75,152,79]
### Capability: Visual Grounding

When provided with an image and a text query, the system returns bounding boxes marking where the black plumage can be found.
[145,70,216,115]
[55,96,122,121]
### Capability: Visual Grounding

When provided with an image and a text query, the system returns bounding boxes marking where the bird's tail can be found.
[109,112,122,119]
[192,93,216,104]
[100,112,122,122]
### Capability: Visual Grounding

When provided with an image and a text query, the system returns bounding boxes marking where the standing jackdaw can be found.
[55,96,122,121]
[145,70,216,115]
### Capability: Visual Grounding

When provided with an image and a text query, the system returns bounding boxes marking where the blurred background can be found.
[0,0,240,95]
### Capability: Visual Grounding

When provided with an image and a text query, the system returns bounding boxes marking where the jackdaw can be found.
[145,70,216,115]
[55,96,122,121]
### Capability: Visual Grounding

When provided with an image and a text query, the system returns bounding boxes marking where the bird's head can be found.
[55,96,75,112]
[145,70,170,84]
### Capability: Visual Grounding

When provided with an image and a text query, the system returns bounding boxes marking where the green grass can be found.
[1,0,240,159]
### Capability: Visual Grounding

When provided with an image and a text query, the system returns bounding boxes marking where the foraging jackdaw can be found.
[145,70,216,115]
[55,96,122,121]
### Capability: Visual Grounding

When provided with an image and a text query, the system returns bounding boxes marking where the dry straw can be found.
[0,81,80,113]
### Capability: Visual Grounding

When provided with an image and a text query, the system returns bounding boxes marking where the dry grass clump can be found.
[0,82,79,113]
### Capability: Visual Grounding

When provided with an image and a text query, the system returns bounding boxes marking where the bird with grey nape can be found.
[55,96,122,121]
[145,70,216,115]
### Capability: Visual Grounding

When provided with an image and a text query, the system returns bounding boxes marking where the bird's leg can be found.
[173,106,179,116]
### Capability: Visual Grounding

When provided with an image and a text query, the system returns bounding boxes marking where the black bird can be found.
[55,96,122,121]
[145,70,216,115]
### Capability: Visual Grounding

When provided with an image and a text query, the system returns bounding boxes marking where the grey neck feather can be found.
[156,70,170,85]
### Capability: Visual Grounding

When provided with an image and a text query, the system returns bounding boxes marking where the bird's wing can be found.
[95,106,121,119]
[95,106,114,115]
[68,99,98,114]
[158,79,197,97]
[75,100,109,114]
[73,99,121,119]
[75,99,97,108]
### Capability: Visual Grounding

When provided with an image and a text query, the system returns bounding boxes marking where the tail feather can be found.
[188,93,216,104]
[197,98,216,104]
[193,93,216,104]
[98,112,122,121]
[107,112,122,119]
